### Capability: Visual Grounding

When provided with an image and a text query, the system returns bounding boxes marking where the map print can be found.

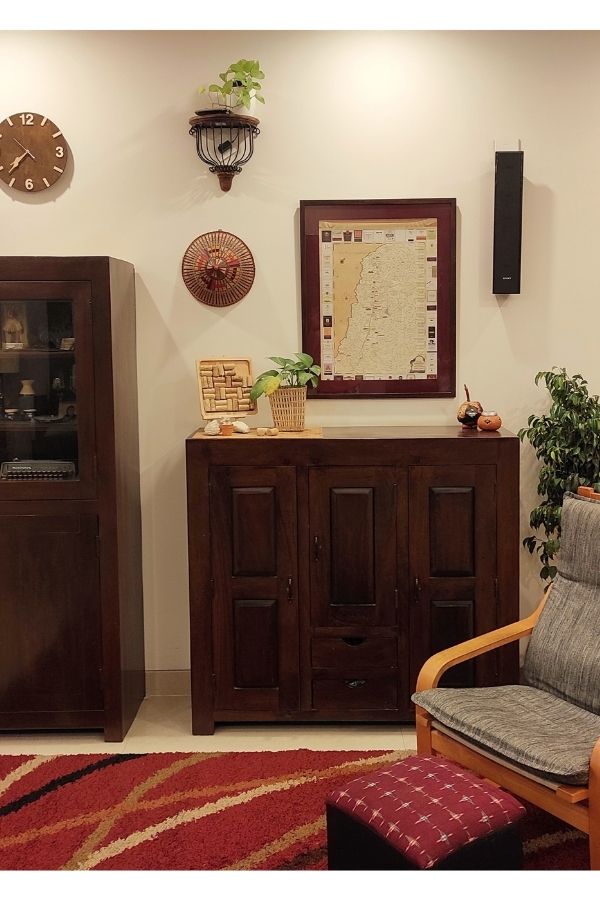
[319,219,438,381]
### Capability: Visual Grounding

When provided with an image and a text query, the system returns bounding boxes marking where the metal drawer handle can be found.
[345,679,367,689]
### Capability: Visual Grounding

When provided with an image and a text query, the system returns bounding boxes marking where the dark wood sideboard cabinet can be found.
[186,426,520,734]
[0,257,145,741]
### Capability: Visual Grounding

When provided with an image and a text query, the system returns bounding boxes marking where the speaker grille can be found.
[493,151,524,294]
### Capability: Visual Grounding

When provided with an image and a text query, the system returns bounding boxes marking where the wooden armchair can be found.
[413,486,600,869]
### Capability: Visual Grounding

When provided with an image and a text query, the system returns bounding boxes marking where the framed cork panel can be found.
[197,358,258,419]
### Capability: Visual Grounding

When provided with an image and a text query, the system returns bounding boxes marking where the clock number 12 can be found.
[19,113,34,126]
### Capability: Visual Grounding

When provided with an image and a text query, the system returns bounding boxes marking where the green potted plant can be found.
[250,353,321,432]
[518,367,600,581]
[197,59,265,114]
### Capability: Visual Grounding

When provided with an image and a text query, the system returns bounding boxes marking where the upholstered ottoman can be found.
[326,755,526,870]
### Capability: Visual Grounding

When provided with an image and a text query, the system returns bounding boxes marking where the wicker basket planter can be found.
[268,386,307,431]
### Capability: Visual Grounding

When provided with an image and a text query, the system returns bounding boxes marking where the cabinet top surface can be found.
[188,425,517,441]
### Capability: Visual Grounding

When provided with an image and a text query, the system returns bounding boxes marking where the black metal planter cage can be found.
[188,111,260,192]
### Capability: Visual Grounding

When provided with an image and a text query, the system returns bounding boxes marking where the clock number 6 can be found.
[55,147,64,158]
[25,179,34,191]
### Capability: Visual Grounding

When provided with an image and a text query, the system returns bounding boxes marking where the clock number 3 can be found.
[19,113,34,126]
[55,147,64,158]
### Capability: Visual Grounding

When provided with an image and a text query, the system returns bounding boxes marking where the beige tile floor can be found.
[0,695,418,755]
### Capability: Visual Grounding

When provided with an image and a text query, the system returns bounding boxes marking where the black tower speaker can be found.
[493,150,524,294]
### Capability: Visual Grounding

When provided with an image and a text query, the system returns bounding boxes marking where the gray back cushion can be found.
[523,492,600,714]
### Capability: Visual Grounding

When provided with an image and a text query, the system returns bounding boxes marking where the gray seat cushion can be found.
[412,684,600,784]
[523,492,600,715]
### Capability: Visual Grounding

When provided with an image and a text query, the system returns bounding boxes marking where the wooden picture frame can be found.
[300,199,456,399]
[196,358,258,419]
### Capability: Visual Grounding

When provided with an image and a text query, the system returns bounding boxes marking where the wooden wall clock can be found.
[182,230,255,307]
[0,112,69,193]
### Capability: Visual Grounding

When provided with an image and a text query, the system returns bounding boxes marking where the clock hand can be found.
[12,137,36,161]
[8,151,29,173]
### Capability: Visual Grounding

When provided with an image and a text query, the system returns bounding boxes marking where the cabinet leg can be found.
[192,711,215,735]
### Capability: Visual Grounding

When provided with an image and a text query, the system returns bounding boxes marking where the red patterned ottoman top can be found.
[326,754,526,869]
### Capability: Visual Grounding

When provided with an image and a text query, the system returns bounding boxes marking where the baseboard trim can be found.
[145,670,191,697]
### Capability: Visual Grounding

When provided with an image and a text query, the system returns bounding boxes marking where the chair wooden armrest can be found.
[415,590,550,692]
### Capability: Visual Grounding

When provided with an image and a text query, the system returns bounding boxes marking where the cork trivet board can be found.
[192,427,324,440]
[196,358,258,419]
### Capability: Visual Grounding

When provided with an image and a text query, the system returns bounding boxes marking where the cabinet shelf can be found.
[0,349,75,359]
[0,420,77,432]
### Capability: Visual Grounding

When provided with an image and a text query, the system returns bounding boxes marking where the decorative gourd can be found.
[456,384,483,429]
[478,411,502,431]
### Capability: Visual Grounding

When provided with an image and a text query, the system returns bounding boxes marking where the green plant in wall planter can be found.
[250,353,320,432]
[518,367,600,581]
[198,59,265,112]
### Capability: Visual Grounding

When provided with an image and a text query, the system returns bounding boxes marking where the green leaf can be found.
[269,356,292,367]
[297,371,312,386]
[295,352,313,367]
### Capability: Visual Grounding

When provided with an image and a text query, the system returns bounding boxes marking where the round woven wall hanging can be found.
[182,230,255,307]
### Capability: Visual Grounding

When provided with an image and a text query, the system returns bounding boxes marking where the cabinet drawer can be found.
[311,636,397,668]
[312,673,398,710]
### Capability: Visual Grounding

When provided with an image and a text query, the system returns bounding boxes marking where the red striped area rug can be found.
[0,749,588,870]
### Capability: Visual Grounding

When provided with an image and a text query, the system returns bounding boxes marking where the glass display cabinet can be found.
[0,258,145,740]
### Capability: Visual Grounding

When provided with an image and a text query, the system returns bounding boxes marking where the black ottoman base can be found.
[326,804,524,871]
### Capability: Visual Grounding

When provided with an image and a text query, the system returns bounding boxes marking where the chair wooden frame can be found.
[414,486,600,869]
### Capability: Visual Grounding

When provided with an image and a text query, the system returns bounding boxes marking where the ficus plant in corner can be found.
[518,367,600,581]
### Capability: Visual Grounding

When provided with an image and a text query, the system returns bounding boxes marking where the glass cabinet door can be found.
[0,281,95,498]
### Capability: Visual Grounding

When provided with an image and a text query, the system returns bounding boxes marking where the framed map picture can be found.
[300,199,456,399]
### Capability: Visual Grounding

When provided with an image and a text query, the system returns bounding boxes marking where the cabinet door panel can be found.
[429,486,475,576]
[234,599,278,688]
[232,488,277,575]
[409,466,497,691]
[309,468,398,628]
[0,513,102,713]
[331,488,375,606]
[211,467,298,713]
[430,598,474,687]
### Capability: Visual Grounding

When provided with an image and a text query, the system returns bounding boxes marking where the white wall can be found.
[1,30,599,670]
